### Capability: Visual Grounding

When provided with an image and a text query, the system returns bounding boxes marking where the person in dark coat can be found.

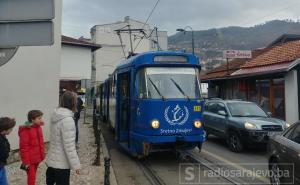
[0,117,16,185]
[74,95,83,144]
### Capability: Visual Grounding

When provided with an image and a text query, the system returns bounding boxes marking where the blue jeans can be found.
[0,167,8,185]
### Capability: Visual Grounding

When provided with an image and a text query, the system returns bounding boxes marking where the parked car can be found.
[268,121,300,185]
[203,99,288,152]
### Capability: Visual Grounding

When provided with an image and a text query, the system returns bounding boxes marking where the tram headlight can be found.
[151,120,160,129]
[194,120,202,128]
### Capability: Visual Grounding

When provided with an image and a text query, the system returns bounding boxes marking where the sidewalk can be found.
[6,113,117,185]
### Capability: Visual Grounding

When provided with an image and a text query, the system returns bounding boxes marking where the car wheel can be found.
[269,162,281,185]
[269,161,287,185]
[228,132,244,152]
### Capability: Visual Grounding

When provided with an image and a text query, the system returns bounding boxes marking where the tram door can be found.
[118,72,130,143]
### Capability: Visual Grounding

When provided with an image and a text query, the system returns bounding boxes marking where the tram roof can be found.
[116,51,199,70]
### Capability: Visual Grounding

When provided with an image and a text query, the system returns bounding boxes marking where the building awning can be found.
[232,58,300,77]
[232,62,290,76]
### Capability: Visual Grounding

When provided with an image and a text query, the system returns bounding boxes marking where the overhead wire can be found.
[133,0,160,52]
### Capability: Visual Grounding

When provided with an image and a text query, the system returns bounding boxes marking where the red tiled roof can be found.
[242,40,300,68]
[61,35,101,51]
[201,48,268,81]
[201,69,237,81]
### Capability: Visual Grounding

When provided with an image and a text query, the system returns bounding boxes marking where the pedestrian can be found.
[18,110,45,185]
[46,91,81,185]
[74,94,83,145]
[0,117,16,185]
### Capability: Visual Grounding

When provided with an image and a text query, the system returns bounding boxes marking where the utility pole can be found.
[191,30,195,55]
[226,58,229,76]
[155,27,160,51]
[176,26,195,55]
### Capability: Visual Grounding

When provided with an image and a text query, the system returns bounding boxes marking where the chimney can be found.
[124,16,130,23]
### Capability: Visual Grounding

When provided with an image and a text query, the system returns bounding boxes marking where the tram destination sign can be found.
[0,0,54,47]
[223,50,252,59]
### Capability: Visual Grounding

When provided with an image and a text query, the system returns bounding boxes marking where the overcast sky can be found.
[62,0,300,38]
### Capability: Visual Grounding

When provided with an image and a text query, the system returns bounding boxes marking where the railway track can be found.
[138,160,167,185]
[176,149,247,185]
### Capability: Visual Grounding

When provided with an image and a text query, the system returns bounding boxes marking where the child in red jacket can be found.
[19,110,45,185]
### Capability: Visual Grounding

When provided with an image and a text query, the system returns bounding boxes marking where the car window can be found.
[283,125,296,138]
[227,102,267,117]
[289,124,300,144]
[207,102,218,114]
[217,103,226,112]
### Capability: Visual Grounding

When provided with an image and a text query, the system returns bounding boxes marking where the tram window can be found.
[145,67,201,99]
[136,67,201,99]
[207,103,218,114]
[136,69,147,99]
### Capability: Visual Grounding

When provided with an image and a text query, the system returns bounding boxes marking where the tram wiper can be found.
[170,78,190,101]
[147,77,166,101]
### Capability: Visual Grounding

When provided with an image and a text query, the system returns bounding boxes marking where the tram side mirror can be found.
[267,112,272,117]
[218,110,227,116]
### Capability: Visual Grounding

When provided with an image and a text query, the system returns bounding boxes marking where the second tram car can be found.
[98,51,205,157]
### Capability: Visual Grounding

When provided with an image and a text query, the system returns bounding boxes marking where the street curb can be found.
[100,133,118,185]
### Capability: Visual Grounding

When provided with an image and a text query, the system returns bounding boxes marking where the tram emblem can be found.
[164,104,189,125]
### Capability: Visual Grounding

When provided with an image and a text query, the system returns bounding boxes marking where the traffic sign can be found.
[223,50,252,59]
[0,0,54,48]
[0,48,18,67]
[0,22,53,47]
[0,0,54,21]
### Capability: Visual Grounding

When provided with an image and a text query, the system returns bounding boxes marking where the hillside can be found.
[169,20,300,51]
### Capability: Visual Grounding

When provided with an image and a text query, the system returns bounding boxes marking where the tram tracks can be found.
[176,149,247,185]
[138,160,167,185]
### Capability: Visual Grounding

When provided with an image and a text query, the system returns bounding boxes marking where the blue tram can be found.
[98,51,206,157]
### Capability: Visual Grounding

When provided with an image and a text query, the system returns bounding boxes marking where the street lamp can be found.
[176,26,195,55]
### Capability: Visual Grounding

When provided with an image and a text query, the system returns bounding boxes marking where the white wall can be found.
[150,31,168,51]
[93,45,124,83]
[91,17,168,84]
[61,45,91,80]
[285,70,299,123]
[0,0,62,150]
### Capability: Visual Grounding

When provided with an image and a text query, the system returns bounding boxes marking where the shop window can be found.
[257,80,270,113]
[272,78,285,120]
[256,78,285,120]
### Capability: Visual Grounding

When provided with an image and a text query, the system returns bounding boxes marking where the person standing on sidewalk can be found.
[18,110,45,185]
[46,91,81,185]
[74,94,83,145]
[0,117,16,185]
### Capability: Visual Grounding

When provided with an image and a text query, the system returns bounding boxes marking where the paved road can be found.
[200,135,271,184]
[101,122,245,185]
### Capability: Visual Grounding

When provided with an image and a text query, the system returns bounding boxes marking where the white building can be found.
[60,35,101,92]
[91,16,168,84]
[0,0,62,150]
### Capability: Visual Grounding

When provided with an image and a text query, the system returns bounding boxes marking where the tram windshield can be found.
[136,67,201,99]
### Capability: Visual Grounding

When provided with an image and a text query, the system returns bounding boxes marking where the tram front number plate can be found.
[194,106,201,112]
